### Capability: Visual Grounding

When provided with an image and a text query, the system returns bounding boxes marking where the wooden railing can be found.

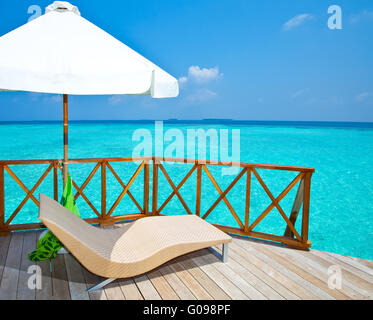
[0,157,314,250]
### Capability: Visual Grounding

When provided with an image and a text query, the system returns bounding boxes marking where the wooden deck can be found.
[0,227,372,300]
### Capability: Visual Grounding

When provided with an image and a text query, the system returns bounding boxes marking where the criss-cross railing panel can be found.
[105,162,143,214]
[156,164,197,215]
[57,162,101,218]
[107,161,146,217]
[201,165,246,230]
[3,163,53,226]
[248,169,304,242]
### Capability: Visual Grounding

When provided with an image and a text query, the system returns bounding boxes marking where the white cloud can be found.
[178,66,222,103]
[355,92,371,102]
[189,66,222,83]
[187,89,217,103]
[305,98,318,105]
[48,95,62,104]
[108,95,126,105]
[327,96,343,105]
[178,76,188,85]
[179,66,223,84]
[283,14,313,31]
[350,10,373,24]
[304,96,343,106]
[29,92,43,101]
[291,88,309,99]
[28,93,62,104]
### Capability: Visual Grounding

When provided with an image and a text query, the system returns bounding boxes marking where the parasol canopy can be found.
[0,1,179,185]
[0,1,179,97]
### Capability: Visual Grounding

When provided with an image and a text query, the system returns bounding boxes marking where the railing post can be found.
[0,165,9,236]
[53,161,58,201]
[144,162,150,215]
[101,161,107,219]
[301,172,312,247]
[245,169,251,233]
[152,159,158,215]
[284,178,304,238]
[196,165,202,216]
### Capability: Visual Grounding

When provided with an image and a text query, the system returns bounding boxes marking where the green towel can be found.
[28,175,80,262]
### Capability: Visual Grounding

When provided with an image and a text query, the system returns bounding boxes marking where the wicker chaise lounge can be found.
[39,194,232,292]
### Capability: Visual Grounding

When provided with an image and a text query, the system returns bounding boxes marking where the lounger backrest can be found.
[39,193,110,251]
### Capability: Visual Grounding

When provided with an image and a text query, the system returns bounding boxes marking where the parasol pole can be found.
[63,94,68,187]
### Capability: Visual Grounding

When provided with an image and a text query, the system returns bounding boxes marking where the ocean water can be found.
[0,121,372,261]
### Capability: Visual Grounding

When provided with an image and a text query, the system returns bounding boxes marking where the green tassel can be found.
[28,175,80,262]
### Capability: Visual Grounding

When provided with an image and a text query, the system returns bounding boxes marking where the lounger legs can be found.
[222,243,228,263]
[87,245,229,292]
[208,243,229,263]
[87,278,116,292]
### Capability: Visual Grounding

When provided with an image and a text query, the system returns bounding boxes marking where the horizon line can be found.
[1,119,373,124]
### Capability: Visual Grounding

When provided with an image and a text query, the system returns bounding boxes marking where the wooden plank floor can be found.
[0,229,372,300]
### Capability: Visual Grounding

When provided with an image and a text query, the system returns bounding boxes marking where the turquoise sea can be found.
[0,121,372,260]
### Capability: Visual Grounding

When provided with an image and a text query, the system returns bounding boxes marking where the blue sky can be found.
[0,0,372,121]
